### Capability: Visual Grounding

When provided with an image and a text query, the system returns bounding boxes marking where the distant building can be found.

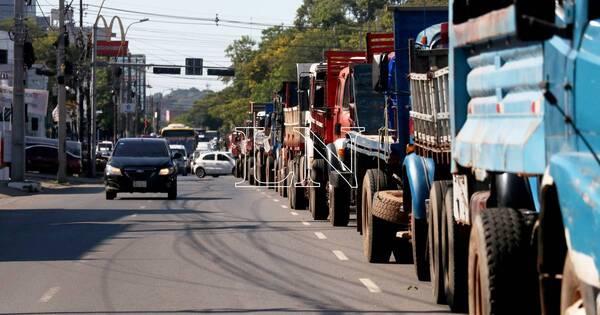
[0,0,36,21]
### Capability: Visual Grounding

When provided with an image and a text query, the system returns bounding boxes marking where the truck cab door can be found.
[337,74,354,137]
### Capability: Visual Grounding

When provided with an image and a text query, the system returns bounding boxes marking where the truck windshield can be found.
[354,65,385,135]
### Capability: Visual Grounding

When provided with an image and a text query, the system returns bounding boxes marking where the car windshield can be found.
[171,148,186,157]
[113,141,169,157]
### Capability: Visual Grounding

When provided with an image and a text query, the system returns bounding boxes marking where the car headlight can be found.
[106,165,122,176]
[159,167,174,175]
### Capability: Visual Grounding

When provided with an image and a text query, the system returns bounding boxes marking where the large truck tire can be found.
[468,207,539,315]
[428,180,451,304]
[328,181,349,226]
[410,181,430,280]
[442,188,469,312]
[266,155,275,189]
[288,159,306,210]
[361,169,396,263]
[357,168,389,235]
[281,163,288,198]
[309,159,328,220]
[371,191,407,224]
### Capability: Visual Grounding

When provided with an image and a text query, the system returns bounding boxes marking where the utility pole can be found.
[126,52,131,137]
[11,0,25,182]
[57,0,67,183]
[90,20,97,176]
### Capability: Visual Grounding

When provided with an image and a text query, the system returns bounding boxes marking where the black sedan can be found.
[104,138,181,200]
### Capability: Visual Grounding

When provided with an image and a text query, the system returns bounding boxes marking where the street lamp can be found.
[119,18,149,137]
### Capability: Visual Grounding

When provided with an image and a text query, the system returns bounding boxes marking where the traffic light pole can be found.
[11,0,25,182]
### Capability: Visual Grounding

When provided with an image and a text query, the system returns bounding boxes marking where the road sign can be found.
[97,41,129,57]
[153,67,181,74]
[185,58,203,75]
[121,103,135,113]
[207,68,235,77]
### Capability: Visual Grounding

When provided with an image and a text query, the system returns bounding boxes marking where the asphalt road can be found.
[0,175,452,315]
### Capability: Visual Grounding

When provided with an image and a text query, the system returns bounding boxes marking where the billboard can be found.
[97,41,129,57]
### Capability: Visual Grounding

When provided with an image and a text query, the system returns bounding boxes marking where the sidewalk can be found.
[0,173,103,199]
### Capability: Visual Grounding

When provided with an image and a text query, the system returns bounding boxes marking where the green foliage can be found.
[182,0,446,135]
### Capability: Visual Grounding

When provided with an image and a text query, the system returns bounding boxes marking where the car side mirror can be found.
[172,152,183,160]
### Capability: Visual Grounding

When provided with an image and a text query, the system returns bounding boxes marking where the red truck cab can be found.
[309,51,366,145]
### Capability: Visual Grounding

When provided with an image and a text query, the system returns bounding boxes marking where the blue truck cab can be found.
[445,0,600,313]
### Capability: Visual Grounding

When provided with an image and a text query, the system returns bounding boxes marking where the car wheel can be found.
[106,190,116,200]
[195,167,206,178]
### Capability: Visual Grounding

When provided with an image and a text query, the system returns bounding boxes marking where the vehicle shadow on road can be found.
[0,208,197,262]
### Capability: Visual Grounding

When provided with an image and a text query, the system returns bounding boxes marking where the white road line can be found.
[332,250,349,261]
[314,232,327,239]
[273,199,280,202]
[38,286,60,303]
[280,205,288,209]
[359,278,382,293]
[139,205,146,209]
[130,214,137,218]
[302,221,311,226]
[290,211,298,216]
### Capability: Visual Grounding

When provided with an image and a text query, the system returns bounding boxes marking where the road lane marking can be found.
[302,221,311,226]
[290,211,298,216]
[332,250,349,261]
[38,286,60,303]
[273,199,280,202]
[314,232,327,239]
[130,214,137,218]
[139,205,146,209]
[359,278,381,293]
[280,205,288,209]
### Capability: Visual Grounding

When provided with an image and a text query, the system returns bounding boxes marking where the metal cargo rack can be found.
[409,66,451,162]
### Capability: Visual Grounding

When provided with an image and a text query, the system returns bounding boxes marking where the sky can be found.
[37,0,303,95]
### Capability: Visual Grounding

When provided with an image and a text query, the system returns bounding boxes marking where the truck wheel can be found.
[266,156,275,189]
[442,188,469,312]
[371,190,407,224]
[428,180,451,304]
[309,159,328,220]
[409,180,430,280]
[106,190,116,200]
[358,169,389,235]
[328,182,349,226]
[468,207,539,315]
[288,160,297,208]
[281,163,288,198]
[361,173,395,263]
[561,254,585,315]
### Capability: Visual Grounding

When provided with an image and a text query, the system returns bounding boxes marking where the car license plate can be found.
[133,181,147,188]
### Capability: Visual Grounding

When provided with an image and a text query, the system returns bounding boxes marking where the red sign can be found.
[97,40,129,57]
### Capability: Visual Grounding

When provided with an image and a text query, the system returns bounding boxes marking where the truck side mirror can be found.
[299,76,310,91]
[515,0,566,41]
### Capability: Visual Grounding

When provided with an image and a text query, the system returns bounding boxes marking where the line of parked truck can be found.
[230,2,600,314]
